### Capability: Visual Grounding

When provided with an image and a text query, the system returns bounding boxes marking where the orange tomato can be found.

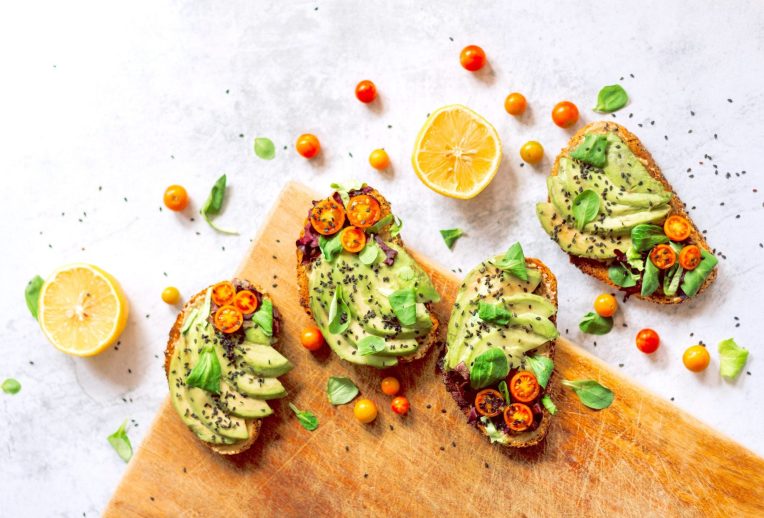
[214,305,243,334]
[300,326,325,351]
[509,371,540,403]
[650,244,677,270]
[474,389,504,417]
[163,185,189,211]
[683,345,710,372]
[519,141,544,164]
[636,328,660,354]
[346,194,382,228]
[664,215,691,241]
[679,245,702,270]
[594,293,618,317]
[234,290,258,315]
[504,403,534,432]
[380,376,401,396]
[310,197,346,235]
[353,398,378,423]
[504,92,527,115]
[296,133,321,159]
[211,281,236,306]
[460,45,486,71]
[161,286,180,305]
[355,80,377,103]
[368,148,390,170]
[552,101,579,128]
[391,396,410,415]
[340,226,366,253]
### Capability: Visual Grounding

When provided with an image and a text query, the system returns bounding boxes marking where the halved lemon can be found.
[38,264,129,357]
[412,105,502,199]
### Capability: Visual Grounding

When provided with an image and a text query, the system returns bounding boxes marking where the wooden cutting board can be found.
[106,181,764,518]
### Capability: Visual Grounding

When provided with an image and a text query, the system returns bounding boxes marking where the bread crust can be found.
[549,121,716,304]
[296,187,439,364]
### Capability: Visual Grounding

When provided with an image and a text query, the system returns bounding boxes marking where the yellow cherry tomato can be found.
[683,345,710,372]
[519,141,544,164]
[161,286,181,305]
[504,92,527,116]
[369,148,390,170]
[380,377,400,396]
[594,293,617,317]
[353,398,378,424]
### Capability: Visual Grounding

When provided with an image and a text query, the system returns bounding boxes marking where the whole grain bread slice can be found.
[549,121,716,304]
[296,187,438,363]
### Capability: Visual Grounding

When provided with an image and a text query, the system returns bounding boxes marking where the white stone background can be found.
[2,1,763,515]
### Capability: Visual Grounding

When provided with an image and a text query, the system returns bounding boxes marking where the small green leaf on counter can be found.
[493,242,528,281]
[254,137,276,160]
[252,298,273,336]
[572,190,601,231]
[319,233,343,262]
[439,228,464,249]
[107,420,133,462]
[541,395,557,415]
[579,312,613,335]
[570,134,609,168]
[562,379,614,410]
[388,288,417,326]
[718,338,749,380]
[497,380,510,403]
[608,263,639,288]
[330,181,364,206]
[357,335,385,356]
[327,376,360,405]
[641,257,660,297]
[477,301,511,326]
[289,403,319,431]
[359,240,379,265]
[25,275,44,320]
[594,84,629,113]
[200,174,238,235]
[525,355,554,389]
[186,344,222,394]
[328,285,351,334]
[2,378,21,395]
[469,347,509,390]
[631,224,669,252]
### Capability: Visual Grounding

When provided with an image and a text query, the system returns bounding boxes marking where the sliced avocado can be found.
[454,326,553,371]
[187,387,249,441]
[244,326,274,346]
[239,343,294,377]
[602,133,668,194]
[583,206,670,236]
[511,313,559,340]
[500,293,556,318]
[215,346,288,400]
[218,381,273,418]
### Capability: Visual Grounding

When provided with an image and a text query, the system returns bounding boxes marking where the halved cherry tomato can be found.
[214,305,243,334]
[355,80,377,103]
[346,194,382,228]
[340,226,366,253]
[211,281,236,306]
[636,328,660,354]
[650,244,677,270]
[504,403,534,432]
[679,245,702,270]
[509,371,540,403]
[163,185,189,211]
[504,92,527,116]
[594,293,618,317]
[391,396,410,415]
[460,45,486,71]
[310,197,346,235]
[296,133,321,159]
[474,389,504,417]
[300,326,325,351]
[664,215,691,241]
[552,101,579,128]
[234,290,258,315]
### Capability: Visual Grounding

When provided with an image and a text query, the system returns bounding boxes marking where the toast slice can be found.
[442,257,558,448]
[545,121,716,304]
[296,186,439,364]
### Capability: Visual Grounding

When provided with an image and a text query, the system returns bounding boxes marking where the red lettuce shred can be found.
[296,213,321,264]
[374,235,398,266]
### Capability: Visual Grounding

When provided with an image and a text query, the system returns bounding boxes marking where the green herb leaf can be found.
[562,379,614,410]
[330,181,364,206]
[388,288,417,326]
[497,380,510,403]
[326,376,359,405]
[25,275,44,320]
[254,137,276,160]
[631,224,669,252]
[366,214,392,234]
[641,257,660,297]
[359,240,379,265]
[541,394,557,415]
[288,402,319,431]
[578,312,613,335]
[594,84,629,113]
[680,250,718,297]
[608,263,639,288]
[319,233,343,262]
[493,242,528,281]
[469,347,509,390]
[479,416,508,444]
[439,228,464,249]
[625,246,645,272]
[390,215,403,237]
[525,355,554,389]
[477,301,511,326]
[252,297,273,337]
[357,335,386,356]
[328,285,351,334]
[186,344,222,394]
[572,190,601,231]
[570,134,610,168]
[718,338,749,380]
[107,420,133,462]
[2,378,21,395]
[200,174,238,235]
[663,263,684,297]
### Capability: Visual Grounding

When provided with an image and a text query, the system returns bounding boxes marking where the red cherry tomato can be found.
[296,134,321,159]
[552,101,579,128]
[636,328,660,354]
[391,396,410,415]
[300,326,325,351]
[460,45,486,71]
[355,80,377,103]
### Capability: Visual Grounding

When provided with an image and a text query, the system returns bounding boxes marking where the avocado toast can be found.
[165,279,292,455]
[296,183,440,368]
[442,244,559,448]
[537,121,717,303]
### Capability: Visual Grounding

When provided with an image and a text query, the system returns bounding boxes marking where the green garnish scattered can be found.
[570,134,609,167]
[477,301,511,326]
[608,263,639,288]
[439,228,464,249]
[680,250,718,297]
[328,285,351,334]
[358,240,379,265]
[2,378,21,395]
[572,190,601,231]
[594,84,629,113]
[525,355,554,389]
[497,380,510,403]
[641,257,660,297]
[289,403,319,431]
[578,312,613,335]
[186,344,222,394]
[631,224,669,252]
[25,275,44,320]
[319,233,343,262]
[252,297,273,336]
[541,395,557,415]
[469,347,509,390]
[562,379,614,410]
[357,335,385,356]
[326,376,359,405]
[330,180,363,206]
[388,288,417,326]
[254,137,276,160]
[718,338,749,380]
[493,242,528,281]
[107,420,133,462]
[200,174,238,235]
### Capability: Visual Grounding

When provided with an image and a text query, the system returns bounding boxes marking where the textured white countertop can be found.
[2,1,763,515]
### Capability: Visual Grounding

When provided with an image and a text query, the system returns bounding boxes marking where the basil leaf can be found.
[319,233,343,262]
[631,224,669,252]
[718,338,749,380]
[252,297,273,337]
[107,420,133,462]
[541,394,557,415]
[525,355,554,389]
[366,214,393,234]
[359,240,379,265]
[477,301,511,326]
[594,84,629,113]
[681,250,718,297]
[200,175,238,235]
[357,335,386,356]
[663,264,683,297]
[570,134,609,168]
[562,379,614,410]
[439,228,464,249]
[578,312,613,335]
[493,242,528,281]
[625,246,645,272]
[388,288,417,326]
[326,376,359,405]
[641,257,660,297]
[497,380,510,403]
[186,344,222,394]
[330,181,363,206]
[254,137,275,160]
[2,378,21,395]
[328,285,351,334]
[479,416,507,444]
[25,275,44,320]
[469,347,509,390]
[608,263,639,288]
[572,190,601,231]
[288,403,319,431]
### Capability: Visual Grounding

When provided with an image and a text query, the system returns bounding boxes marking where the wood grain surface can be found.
[105,181,764,518]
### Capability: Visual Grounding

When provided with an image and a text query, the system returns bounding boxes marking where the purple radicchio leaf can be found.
[374,236,398,266]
